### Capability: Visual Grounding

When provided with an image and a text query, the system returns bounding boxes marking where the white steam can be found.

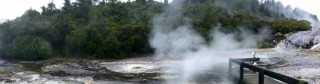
[282,7,320,30]
[150,0,205,58]
[266,1,320,30]
[150,0,271,83]
[210,26,270,50]
[150,25,205,58]
[266,1,320,49]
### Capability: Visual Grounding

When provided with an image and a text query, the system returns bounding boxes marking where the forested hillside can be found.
[0,0,313,60]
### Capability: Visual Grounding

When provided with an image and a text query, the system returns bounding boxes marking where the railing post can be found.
[239,63,244,84]
[231,58,309,84]
[228,58,232,79]
[259,69,264,84]
[299,80,308,84]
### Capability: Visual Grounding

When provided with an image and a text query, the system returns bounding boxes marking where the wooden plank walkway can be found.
[231,65,284,84]
[229,58,308,84]
[242,69,284,84]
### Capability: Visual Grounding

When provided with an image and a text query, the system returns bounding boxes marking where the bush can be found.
[269,18,311,34]
[64,24,152,59]
[257,41,273,48]
[65,28,88,56]
[11,35,52,60]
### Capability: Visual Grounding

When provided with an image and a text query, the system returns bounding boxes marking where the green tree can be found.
[11,35,52,60]
[65,28,88,56]
[269,18,311,34]
[41,2,59,16]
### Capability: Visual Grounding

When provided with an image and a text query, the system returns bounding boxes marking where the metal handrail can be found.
[228,58,308,84]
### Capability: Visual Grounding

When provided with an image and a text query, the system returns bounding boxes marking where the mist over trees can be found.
[0,0,313,60]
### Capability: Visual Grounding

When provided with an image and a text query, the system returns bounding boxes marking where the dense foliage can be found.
[0,0,313,60]
[11,35,52,60]
[269,18,311,34]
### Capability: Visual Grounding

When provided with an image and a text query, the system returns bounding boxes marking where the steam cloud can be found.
[149,0,271,83]
[268,1,320,49]
[266,1,320,30]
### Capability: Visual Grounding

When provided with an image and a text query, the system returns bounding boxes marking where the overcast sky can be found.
[0,0,319,20]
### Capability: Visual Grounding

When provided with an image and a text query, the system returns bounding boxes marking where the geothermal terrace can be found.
[0,49,318,84]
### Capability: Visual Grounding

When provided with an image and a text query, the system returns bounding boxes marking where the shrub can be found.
[11,35,52,60]
[65,28,88,56]
[269,18,311,34]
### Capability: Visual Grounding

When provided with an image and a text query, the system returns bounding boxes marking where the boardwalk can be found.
[229,58,307,84]
[230,66,283,84]
[242,68,283,84]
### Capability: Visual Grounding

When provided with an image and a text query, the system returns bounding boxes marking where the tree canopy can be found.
[0,0,312,60]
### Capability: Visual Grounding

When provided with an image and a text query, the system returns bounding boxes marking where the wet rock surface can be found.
[280,30,320,49]
[259,49,320,84]
[0,57,167,84]
[0,49,319,84]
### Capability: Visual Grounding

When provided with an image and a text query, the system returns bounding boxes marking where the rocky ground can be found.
[261,49,320,84]
[0,56,172,84]
[0,49,319,84]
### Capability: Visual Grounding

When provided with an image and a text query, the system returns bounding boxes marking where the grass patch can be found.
[253,48,276,53]
[0,70,11,75]
[297,49,320,55]
[20,63,44,73]
[12,63,24,69]
[13,63,43,73]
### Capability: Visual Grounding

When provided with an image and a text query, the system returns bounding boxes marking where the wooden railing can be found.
[228,58,308,84]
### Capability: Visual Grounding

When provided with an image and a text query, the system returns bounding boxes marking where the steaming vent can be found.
[149,0,271,83]
[264,0,320,49]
